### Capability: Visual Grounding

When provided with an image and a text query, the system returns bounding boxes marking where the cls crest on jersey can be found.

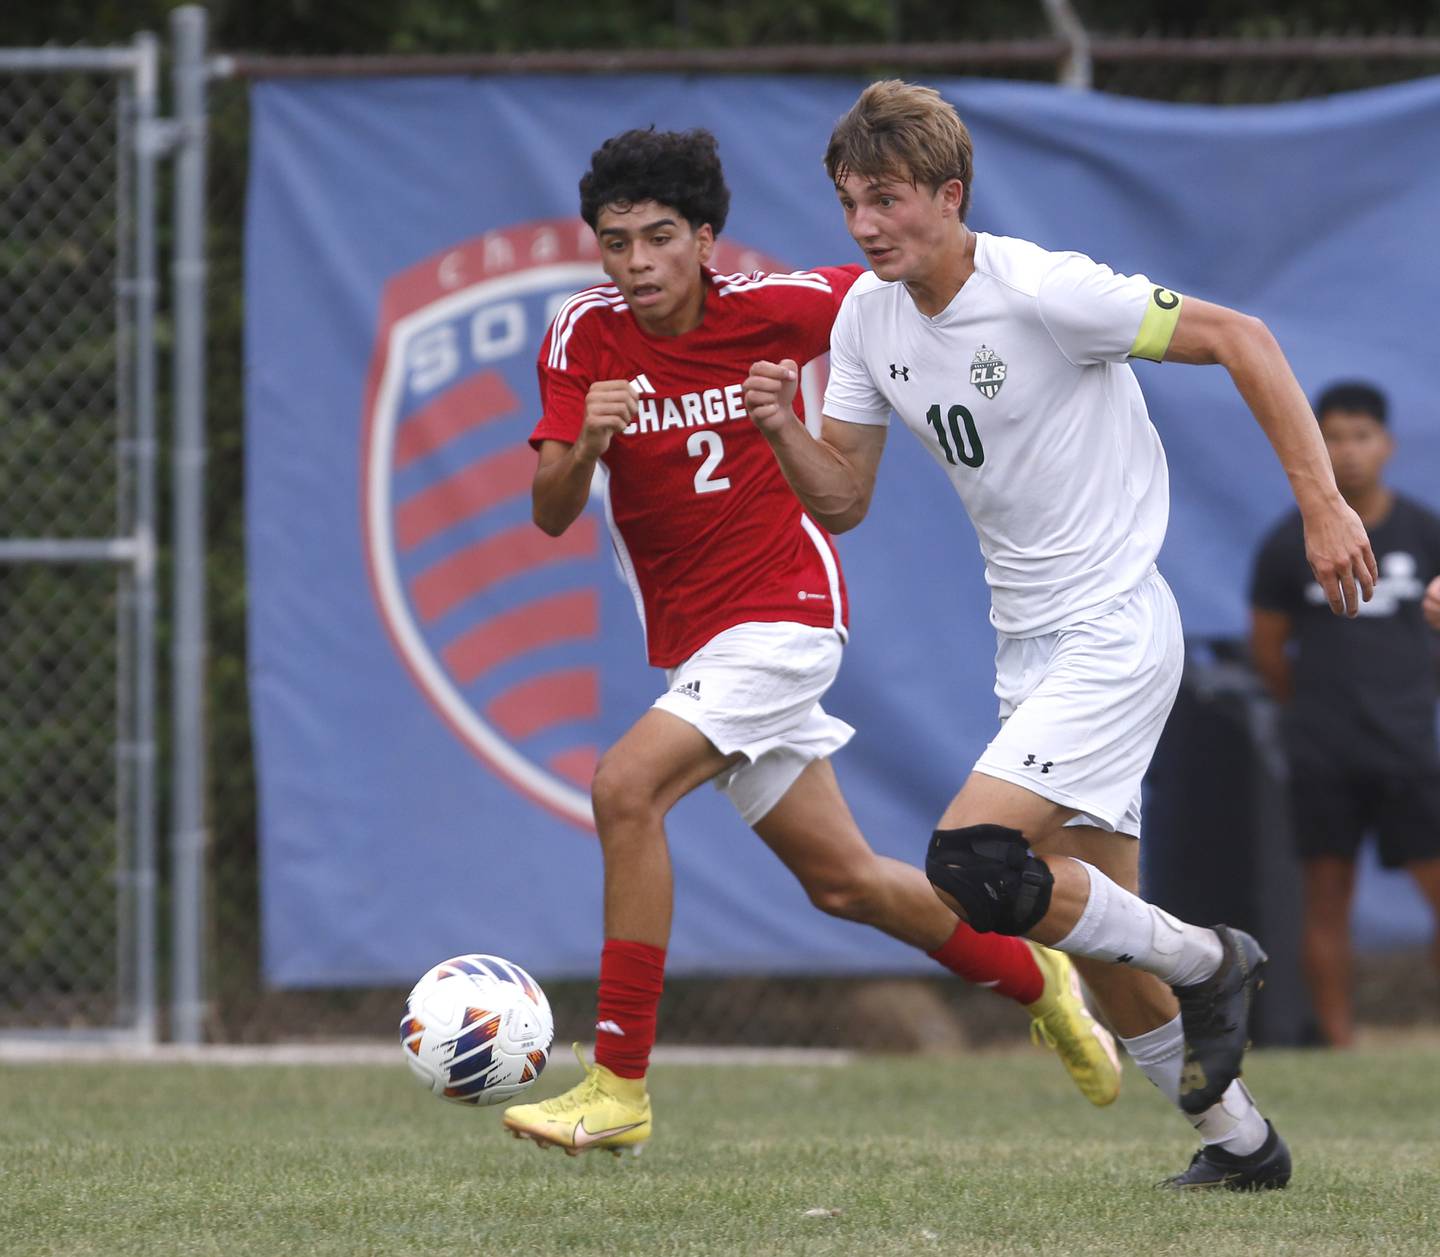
[970,345,1007,400]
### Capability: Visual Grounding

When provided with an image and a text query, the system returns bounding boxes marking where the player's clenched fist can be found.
[743,359,800,435]
[578,380,638,460]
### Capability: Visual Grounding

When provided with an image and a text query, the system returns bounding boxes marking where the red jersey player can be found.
[500,128,1120,1157]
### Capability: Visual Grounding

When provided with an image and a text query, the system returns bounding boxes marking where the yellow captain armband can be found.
[1129,286,1183,362]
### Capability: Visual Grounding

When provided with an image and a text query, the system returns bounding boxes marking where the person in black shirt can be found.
[1250,381,1440,1047]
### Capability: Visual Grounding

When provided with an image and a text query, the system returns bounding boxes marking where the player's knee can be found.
[804,867,877,922]
[924,824,1053,936]
[591,752,663,837]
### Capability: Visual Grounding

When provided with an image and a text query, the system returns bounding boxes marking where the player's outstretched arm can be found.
[531,380,636,536]
[1164,298,1377,617]
[742,359,886,533]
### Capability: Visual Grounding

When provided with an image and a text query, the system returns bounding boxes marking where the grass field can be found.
[2,1039,1437,1256]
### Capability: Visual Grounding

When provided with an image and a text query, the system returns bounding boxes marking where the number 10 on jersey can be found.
[925,403,985,468]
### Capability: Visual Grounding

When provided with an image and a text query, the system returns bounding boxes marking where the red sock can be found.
[928,921,1044,1005]
[593,938,666,1079]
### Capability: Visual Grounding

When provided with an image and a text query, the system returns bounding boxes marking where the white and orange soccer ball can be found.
[399,954,554,1106]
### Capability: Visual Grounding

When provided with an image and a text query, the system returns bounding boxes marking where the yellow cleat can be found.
[502,1043,651,1157]
[1025,942,1122,1106]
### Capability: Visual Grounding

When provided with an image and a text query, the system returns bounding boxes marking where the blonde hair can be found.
[824,80,974,221]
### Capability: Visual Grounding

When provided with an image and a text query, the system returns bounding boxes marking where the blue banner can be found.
[247,75,1440,985]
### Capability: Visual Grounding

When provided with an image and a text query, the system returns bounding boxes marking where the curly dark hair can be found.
[579,128,730,235]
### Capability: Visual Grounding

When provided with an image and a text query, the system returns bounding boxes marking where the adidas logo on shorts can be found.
[671,679,702,700]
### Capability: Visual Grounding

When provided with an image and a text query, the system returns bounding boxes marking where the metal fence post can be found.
[170,3,210,1045]
[129,30,162,1045]
[1042,0,1092,89]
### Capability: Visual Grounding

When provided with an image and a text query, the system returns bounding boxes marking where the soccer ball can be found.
[399,954,554,1106]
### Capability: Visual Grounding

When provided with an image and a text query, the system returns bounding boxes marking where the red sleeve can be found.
[786,264,866,363]
[529,311,596,449]
[820,263,867,300]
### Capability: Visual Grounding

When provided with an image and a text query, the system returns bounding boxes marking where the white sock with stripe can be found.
[1120,1013,1269,1155]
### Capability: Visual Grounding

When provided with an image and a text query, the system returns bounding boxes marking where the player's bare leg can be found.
[929,771,1261,1104]
[752,757,967,951]
[925,770,1289,1187]
[1300,855,1357,1047]
[932,773,1257,1091]
[591,708,742,948]
[1405,856,1440,1003]
[1027,817,1287,1183]
[753,758,1121,1104]
[587,708,741,1083]
[503,709,737,1156]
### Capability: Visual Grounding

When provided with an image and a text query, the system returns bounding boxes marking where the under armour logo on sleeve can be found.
[889,363,909,381]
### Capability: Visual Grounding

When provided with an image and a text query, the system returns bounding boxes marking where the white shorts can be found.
[651,621,855,826]
[974,570,1183,838]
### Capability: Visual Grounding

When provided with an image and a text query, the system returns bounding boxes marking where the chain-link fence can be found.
[0,46,159,1038]
[197,32,1440,1048]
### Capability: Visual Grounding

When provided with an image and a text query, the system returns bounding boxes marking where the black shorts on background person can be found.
[1250,380,1440,1047]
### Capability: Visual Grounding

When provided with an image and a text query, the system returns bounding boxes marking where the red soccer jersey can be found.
[532,265,863,667]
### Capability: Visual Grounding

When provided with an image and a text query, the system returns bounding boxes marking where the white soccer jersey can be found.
[824,232,1184,637]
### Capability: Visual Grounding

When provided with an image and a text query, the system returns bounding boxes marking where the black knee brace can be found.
[925,824,1053,935]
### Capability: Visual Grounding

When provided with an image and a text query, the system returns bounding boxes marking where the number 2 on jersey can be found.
[925,403,985,468]
[687,429,732,494]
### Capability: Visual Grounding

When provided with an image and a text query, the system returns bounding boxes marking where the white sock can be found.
[1053,859,1223,987]
[1119,1013,1186,1099]
[1119,1014,1269,1156]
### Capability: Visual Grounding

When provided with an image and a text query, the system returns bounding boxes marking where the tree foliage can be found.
[7,0,1438,53]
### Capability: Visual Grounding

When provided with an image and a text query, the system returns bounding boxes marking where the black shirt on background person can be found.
[1252,493,1440,773]
[1249,380,1440,1049]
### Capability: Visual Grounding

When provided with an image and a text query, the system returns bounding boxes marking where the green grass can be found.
[1,1042,1437,1256]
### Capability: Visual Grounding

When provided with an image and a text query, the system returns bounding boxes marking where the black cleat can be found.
[1161,1121,1292,1191]
[1173,925,1267,1115]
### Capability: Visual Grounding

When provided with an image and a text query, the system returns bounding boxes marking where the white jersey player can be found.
[827,239,1175,642]
[744,80,1376,1191]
